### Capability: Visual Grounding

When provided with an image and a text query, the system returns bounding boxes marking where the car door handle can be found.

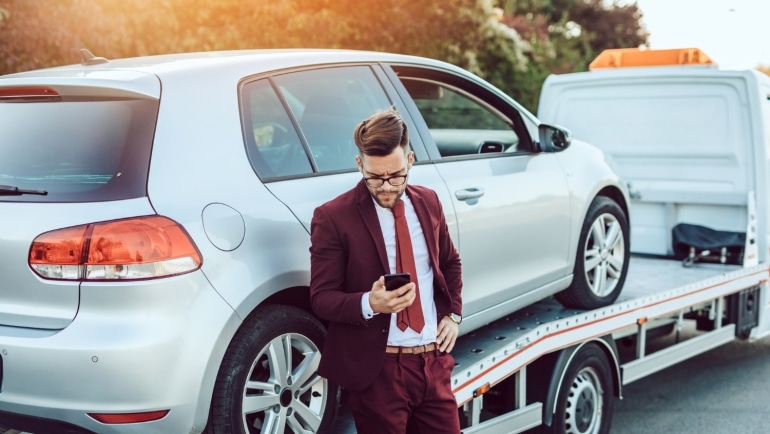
[455,188,485,201]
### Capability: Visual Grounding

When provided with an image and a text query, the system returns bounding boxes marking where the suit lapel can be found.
[355,180,390,274]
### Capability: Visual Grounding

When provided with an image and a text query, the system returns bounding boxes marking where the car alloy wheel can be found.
[206,305,338,434]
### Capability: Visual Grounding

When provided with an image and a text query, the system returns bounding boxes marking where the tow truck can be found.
[448,48,770,433]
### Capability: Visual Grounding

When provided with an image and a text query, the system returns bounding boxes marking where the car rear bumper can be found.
[0,272,239,434]
[0,409,95,434]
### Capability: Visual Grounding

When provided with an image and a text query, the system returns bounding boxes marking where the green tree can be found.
[0,0,523,70]
[503,0,648,60]
[0,0,176,72]
[0,0,647,112]
[497,0,649,110]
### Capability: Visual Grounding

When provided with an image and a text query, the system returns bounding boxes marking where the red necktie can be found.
[392,200,425,333]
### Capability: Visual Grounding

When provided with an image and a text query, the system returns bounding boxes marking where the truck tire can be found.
[550,344,613,434]
[557,196,629,309]
[205,305,339,434]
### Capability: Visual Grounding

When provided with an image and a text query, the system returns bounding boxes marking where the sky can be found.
[630,0,770,70]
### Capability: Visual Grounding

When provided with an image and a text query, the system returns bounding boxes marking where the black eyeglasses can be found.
[363,173,408,188]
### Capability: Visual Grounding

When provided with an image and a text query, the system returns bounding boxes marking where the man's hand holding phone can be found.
[369,273,415,314]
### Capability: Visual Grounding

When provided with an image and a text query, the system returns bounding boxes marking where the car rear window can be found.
[240,65,396,180]
[0,98,157,202]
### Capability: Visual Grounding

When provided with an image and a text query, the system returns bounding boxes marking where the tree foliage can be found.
[499,0,649,109]
[0,0,647,111]
[503,0,648,63]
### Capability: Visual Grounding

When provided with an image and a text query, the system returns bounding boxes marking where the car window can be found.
[272,66,394,172]
[0,98,156,203]
[401,78,519,158]
[242,79,313,178]
[242,66,396,179]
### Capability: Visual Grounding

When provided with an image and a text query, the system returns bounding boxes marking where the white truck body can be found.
[537,62,770,263]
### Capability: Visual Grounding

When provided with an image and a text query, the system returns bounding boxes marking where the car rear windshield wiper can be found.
[0,184,48,196]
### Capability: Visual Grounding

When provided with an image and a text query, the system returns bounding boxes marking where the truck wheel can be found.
[551,344,613,434]
[557,196,629,309]
[205,305,339,434]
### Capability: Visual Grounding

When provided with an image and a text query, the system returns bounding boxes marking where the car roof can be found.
[3,49,465,81]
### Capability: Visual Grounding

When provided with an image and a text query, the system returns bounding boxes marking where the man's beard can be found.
[372,188,405,209]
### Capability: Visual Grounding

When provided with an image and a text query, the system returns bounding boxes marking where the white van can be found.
[538,47,770,265]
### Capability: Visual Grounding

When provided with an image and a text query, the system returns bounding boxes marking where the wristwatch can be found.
[448,313,462,324]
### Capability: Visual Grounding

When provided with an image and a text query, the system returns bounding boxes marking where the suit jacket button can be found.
[382,329,387,334]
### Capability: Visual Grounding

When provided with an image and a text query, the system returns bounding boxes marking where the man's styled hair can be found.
[353,107,409,157]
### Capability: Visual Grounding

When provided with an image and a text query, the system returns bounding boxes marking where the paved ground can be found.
[611,330,770,433]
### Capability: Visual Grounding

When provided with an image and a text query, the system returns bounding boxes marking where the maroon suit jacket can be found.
[309,180,463,391]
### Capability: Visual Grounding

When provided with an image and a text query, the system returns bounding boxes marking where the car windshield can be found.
[0,98,157,202]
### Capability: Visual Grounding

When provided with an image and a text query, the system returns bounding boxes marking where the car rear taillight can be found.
[29,216,202,281]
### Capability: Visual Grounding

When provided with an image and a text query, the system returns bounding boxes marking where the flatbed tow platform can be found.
[334,255,770,433]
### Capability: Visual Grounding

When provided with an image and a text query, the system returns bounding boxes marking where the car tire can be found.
[549,344,613,434]
[204,304,339,434]
[557,196,629,309]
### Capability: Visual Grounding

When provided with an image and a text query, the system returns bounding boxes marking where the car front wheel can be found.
[557,196,629,309]
[205,305,339,434]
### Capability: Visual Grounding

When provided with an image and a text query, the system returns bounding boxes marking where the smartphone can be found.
[384,273,411,291]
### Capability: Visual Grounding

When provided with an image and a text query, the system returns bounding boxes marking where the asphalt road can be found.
[611,331,770,434]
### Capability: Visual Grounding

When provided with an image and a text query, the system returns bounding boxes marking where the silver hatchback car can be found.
[0,49,630,433]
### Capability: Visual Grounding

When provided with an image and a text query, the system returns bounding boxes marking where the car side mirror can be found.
[537,124,572,152]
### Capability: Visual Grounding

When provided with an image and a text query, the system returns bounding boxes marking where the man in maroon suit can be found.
[310,108,463,433]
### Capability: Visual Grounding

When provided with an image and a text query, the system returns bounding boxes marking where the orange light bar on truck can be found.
[589,48,714,70]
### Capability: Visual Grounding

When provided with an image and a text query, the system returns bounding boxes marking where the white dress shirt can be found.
[360,194,437,346]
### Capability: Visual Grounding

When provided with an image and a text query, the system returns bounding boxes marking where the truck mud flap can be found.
[727,286,760,338]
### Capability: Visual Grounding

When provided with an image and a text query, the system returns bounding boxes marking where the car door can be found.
[239,64,459,255]
[385,65,573,320]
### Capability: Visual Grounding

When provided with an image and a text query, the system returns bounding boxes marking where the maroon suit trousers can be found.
[347,349,461,434]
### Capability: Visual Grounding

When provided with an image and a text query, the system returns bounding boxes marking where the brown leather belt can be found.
[385,343,437,354]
